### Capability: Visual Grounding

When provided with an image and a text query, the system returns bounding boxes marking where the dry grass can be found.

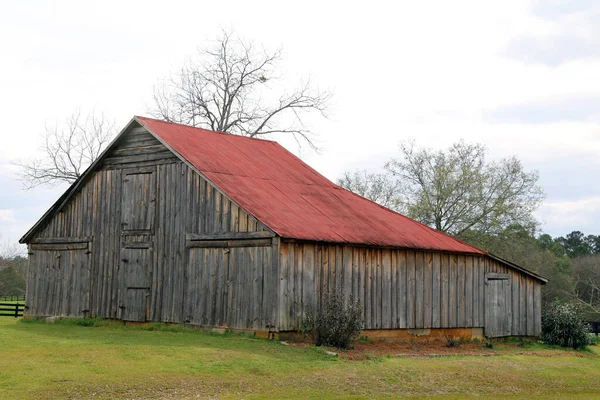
[0,318,599,399]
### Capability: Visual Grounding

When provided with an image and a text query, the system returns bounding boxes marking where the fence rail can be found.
[0,295,25,302]
[0,303,25,317]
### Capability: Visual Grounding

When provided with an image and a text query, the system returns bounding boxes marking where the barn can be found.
[20,116,547,339]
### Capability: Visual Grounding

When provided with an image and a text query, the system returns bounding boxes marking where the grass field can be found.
[0,318,599,399]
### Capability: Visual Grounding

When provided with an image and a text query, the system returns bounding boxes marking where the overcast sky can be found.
[1,0,599,246]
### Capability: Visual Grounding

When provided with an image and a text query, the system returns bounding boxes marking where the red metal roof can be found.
[137,116,486,254]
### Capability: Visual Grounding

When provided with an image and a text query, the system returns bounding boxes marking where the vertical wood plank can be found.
[458,255,466,327]
[534,282,542,336]
[279,243,289,330]
[398,250,407,329]
[423,252,433,329]
[432,252,441,328]
[465,256,473,327]
[520,274,527,335]
[391,250,398,328]
[449,255,457,328]
[415,252,424,328]
[382,249,392,329]
[407,250,416,329]
[526,278,535,336]
[364,248,372,329]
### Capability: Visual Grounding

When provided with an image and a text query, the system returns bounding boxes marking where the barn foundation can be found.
[276,328,485,343]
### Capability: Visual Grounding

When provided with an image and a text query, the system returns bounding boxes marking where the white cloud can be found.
[538,197,600,235]
[0,209,15,223]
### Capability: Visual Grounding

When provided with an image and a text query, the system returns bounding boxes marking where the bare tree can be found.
[337,170,404,211]
[151,30,330,149]
[571,255,600,317]
[16,111,116,189]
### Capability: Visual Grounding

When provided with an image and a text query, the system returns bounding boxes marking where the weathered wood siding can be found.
[485,258,542,337]
[26,244,91,318]
[185,242,277,330]
[278,242,542,336]
[27,124,272,324]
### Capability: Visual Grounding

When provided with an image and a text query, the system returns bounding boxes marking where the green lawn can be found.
[0,318,599,399]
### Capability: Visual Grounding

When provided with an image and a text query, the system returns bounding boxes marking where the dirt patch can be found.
[340,340,595,360]
[283,338,594,360]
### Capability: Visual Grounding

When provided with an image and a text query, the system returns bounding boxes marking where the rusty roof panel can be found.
[137,116,486,254]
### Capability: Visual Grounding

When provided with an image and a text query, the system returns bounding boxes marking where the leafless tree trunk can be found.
[15,110,116,189]
[150,30,330,150]
[571,256,600,317]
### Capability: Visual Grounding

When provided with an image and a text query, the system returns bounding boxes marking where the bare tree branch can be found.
[14,110,116,189]
[570,255,600,318]
[150,30,331,150]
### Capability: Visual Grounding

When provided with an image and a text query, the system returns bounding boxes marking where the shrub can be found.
[445,336,463,348]
[302,292,364,349]
[541,301,590,349]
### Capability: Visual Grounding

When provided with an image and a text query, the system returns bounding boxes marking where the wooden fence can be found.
[0,303,24,318]
[0,295,25,302]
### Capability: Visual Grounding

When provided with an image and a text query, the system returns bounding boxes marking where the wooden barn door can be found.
[121,168,156,234]
[120,246,152,321]
[185,247,230,327]
[27,244,92,318]
[184,241,273,330]
[485,273,512,337]
[120,167,156,321]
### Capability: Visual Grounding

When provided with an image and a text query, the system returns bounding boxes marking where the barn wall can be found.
[26,125,271,323]
[185,242,278,330]
[486,258,542,337]
[278,242,542,336]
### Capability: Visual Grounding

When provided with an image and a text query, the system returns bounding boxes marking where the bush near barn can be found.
[542,301,590,349]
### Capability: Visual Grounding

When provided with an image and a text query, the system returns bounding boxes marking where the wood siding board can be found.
[458,255,466,327]
[424,252,433,329]
[415,252,424,328]
[520,274,527,335]
[364,248,370,328]
[373,249,380,329]
[407,251,416,329]
[398,250,407,329]
[302,244,316,321]
[391,250,398,328]
[465,257,473,327]
[448,255,457,328]
[440,254,449,328]
[431,252,441,328]
[534,282,542,336]
[382,249,392,329]
[279,243,289,329]
[527,278,535,336]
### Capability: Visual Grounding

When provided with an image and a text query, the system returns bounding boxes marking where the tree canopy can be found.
[339,140,545,237]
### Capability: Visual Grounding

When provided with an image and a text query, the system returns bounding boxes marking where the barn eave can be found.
[487,253,548,284]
